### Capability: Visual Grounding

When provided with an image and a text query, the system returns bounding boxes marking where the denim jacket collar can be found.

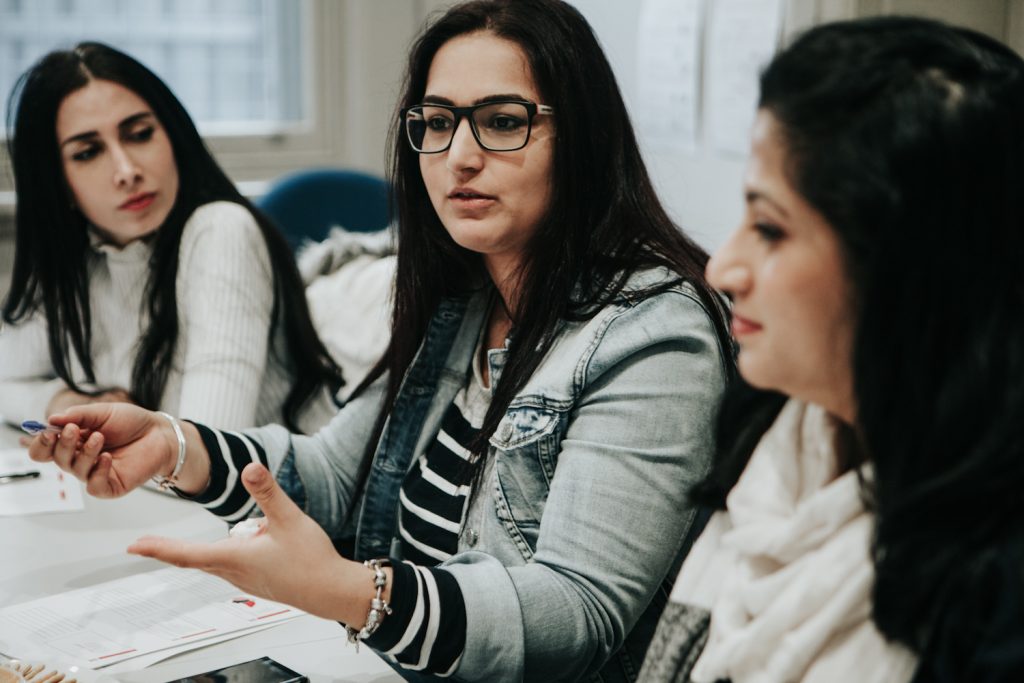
[353,291,483,558]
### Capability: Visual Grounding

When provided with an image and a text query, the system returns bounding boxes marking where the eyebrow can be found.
[745,190,790,219]
[60,111,155,148]
[420,93,530,106]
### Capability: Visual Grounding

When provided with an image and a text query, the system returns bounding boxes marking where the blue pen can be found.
[20,420,62,436]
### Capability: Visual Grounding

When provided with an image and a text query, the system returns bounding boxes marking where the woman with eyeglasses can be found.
[1,43,342,434]
[29,1,731,679]
[639,16,1024,683]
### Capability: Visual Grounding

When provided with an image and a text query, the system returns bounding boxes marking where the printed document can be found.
[0,567,302,669]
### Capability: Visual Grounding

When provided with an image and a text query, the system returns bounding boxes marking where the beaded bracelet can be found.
[152,411,186,491]
[345,558,393,651]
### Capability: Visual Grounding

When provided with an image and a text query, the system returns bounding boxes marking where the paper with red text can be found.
[0,567,302,669]
[0,449,83,516]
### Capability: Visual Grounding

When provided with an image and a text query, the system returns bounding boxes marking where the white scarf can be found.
[673,400,917,683]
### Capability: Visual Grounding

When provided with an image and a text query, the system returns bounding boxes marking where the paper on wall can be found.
[706,0,784,156]
[635,0,703,155]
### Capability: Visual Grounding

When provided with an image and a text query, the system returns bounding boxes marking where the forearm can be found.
[0,314,66,423]
[0,378,68,424]
[47,386,133,417]
[298,555,395,629]
[363,562,466,674]
[160,418,212,496]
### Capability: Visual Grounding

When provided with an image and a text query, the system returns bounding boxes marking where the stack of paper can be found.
[0,567,303,670]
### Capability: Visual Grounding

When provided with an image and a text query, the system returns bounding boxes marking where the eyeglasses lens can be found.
[405,102,531,152]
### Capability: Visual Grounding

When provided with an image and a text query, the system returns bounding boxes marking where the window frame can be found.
[0,0,350,207]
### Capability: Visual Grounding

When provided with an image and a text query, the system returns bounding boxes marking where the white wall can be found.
[570,0,1015,251]
[570,0,747,251]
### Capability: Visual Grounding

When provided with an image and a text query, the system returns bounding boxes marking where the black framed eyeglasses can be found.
[401,100,554,153]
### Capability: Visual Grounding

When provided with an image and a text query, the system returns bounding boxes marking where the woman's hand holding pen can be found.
[19,388,135,448]
[26,403,209,498]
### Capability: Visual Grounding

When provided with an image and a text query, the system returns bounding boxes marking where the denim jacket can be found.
[245,267,727,682]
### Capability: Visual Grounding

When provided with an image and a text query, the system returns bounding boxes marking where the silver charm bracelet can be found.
[346,558,393,651]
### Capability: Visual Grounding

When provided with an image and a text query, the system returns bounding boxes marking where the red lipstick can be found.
[731,313,762,337]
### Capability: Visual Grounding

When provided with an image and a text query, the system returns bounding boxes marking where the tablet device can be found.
[165,656,307,682]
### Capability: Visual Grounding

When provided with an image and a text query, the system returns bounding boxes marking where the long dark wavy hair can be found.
[695,17,1024,679]
[3,42,343,432]
[352,0,730,497]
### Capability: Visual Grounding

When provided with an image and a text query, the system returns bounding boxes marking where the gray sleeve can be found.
[196,372,390,533]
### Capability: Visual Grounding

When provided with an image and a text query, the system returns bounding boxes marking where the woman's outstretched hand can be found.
[27,403,177,498]
[127,463,376,625]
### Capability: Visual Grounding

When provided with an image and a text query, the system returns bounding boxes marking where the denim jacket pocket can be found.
[488,403,566,558]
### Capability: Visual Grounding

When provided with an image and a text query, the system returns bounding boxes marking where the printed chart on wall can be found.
[636,0,703,156]
[707,0,783,156]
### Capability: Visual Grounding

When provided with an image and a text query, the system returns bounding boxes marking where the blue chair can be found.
[256,168,391,250]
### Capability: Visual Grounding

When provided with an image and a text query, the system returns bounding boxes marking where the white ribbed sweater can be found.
[0,201,334,432]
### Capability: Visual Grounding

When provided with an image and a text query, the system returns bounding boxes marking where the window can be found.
[0,0,306,136]
[0,0,419,208]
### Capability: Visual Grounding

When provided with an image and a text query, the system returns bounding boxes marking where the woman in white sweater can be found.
[0,42,342,433]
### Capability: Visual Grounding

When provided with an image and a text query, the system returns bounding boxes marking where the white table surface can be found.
[0,425,402,682]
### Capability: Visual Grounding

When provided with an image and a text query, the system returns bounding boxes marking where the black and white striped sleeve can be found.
[178,420,268,523]
[364,560,466,676]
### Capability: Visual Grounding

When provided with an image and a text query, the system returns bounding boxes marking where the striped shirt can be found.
[398,382,485,565]
[367,339,497,673]
[185,333,502,677]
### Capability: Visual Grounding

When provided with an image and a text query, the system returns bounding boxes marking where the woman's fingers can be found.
[239,463,301,526]
[127,535,232,572]
[46,423,102,482]
[85,453,111,496]
[27,430,57,463]
[49,424,81,471]
[70,430,105,481]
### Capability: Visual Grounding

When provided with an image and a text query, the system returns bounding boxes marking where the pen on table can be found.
[0,470,41,484]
